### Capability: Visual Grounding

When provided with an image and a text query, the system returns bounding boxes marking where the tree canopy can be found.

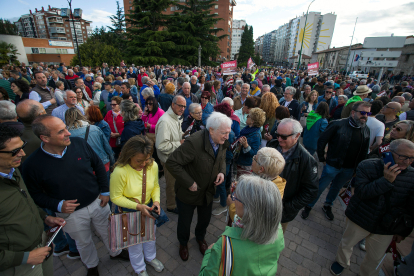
[0,42,20,67]
[237,25,254,65]
[70,40,122,67]
[0,19,19,36]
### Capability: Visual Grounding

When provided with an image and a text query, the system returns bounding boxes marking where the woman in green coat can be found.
[199,175,285,276]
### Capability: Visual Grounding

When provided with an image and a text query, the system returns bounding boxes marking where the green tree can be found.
[237,25,254,65]
[108,1,125,34]
[0,41,20,66]
[70,40,122,67]
[254,53,262,66]
[125,0,176,65]
[0,19,19,35]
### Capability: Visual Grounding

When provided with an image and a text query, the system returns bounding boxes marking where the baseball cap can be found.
[112,80,123,86]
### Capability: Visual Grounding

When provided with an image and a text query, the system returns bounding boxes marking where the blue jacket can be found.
[300,101,318,117]
[94,120,111,141]
[69,123,114,164]
[158,93,174,112]
[201,103,214,126]
[236,128,261,166]
[318,95,338,113]
[226,130,236,163]
[130,85,138,98]
[232,120,240,137]
[303,118,328,153]
[120,120,145,147]
[140,84,160,108]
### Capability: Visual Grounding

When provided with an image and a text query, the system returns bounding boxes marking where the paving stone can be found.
[296,245,314,260]
[301,239,319,253]
[290,251,304,265]
[295,265,311,276]
[303,257,322,274]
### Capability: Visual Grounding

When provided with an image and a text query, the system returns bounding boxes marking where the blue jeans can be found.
[44,208,78,253]
[214,163,231,207]
[308,164,354,208]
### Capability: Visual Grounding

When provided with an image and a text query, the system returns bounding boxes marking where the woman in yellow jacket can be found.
[110,135,167,276]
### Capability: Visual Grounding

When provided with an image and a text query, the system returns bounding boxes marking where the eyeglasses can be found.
[231,192,244,204]
[390,151,414,163]
[174,103,186,109]
[356,110,372,116]
[146,102,153,106]
[275,132,295,140]
[325,91,333,94]
[192,111,202,115]
[110,104,118,106]
[0,141,27,156]
[392,125,403,132]
[385,105,395,110]
[201,97,209,99]
[253,155,262,166]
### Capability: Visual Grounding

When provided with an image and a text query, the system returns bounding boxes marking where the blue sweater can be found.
[318,95,338,114]
[236,128,261,166]
[303,118,328,154]
[202,103,214,126]
[120,120,145,147]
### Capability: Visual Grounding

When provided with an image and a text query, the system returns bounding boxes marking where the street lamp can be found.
[67,0,82,66]
[198,44,202,67]
[297,0,315,70]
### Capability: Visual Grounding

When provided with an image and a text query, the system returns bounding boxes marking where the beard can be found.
[353,114,366,127]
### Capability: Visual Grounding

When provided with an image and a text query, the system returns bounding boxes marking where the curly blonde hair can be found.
[259,93,279,120]
[249,108,266,128]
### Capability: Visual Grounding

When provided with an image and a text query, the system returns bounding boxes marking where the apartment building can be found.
[231,19,247,60]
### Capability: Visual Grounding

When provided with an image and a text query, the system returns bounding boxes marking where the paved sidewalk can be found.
[54,176,365,276]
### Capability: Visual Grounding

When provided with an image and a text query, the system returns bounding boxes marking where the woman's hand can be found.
[137,204,155,219]
[110,132,117,138]
[153,201,161,215]
[240,136,248,148]
[264,133,272,141]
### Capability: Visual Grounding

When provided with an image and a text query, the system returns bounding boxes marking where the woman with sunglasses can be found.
[104,96,124,159]
[303,102,329,156]
[199,175,284,276]
[200,91,214,126]
[264,106,290,142]
[142,96,165,143]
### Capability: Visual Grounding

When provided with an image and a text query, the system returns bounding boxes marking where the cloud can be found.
[17,0,29,5]
[83,9,112,28]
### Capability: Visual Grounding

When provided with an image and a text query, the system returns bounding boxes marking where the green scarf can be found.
[345,95,362,106]
[306,110,322,130]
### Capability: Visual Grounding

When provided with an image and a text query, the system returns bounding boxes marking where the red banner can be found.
[221,60,237,75]
[247,57,255,70]
[308,62,319,76]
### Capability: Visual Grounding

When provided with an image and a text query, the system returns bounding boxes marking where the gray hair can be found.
[236,174,282,244]
[191,75,197,81]
[338,95,348,101]
[172,95,185,104]
[94,82,102,90]
[392,96,405,103]
[0,101,17,120]
[141,76,149,84]
[62,89,74,100]
[402,92,412,101]
[255,147,285,180]
[262,84,270,91]
[96,76,104,83]
[360,79,367,85]
[279,118,303,134]
[68,69,73,73]
[16,100,42,124]
[221,97,234,107]
[120,100,139,122]
[55,80,64,88]
[303,84,311,89]
[177,77,185,86]
[235,80,243,87]
[389,139,414,152]
[285,86,296,95]
[189,103,201,114]
[372,85,381,93]
[182,82,191,89]
[141,87,154,98]
[340,81,346,86]
[206,111,232,130]
[242,83,250,89]
[65,107,88,129]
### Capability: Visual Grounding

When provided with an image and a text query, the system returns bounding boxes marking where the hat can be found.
[112,80,123,86]
[353,85,372,96]
[251,80,258,86]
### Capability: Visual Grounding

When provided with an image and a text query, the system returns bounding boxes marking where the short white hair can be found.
[278,118,303,134]
[141,76,149,84]
[285,86,296,95]
[242,83,250,89]
[62,89,75,100]
[141,87,154,98]
[206,111,232,130]
[221,97,234,107]
[256,147,286,179]
[0,100,17,120]
[262,84,270,91]
[189,103,201,114]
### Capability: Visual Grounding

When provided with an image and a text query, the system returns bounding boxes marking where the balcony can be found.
[48,17,63,23]
[49,27,65,34]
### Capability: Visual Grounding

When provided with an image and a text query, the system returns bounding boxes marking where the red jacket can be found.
[104,111,124,148]
[137,73,148,88]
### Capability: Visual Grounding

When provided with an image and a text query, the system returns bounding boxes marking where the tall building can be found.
[231,19,246,60]
[254,35,264,58]
[14,5,92,51]
[123,0,236,61]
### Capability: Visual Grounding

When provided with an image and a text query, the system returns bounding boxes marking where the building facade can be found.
[231,19,246,60]
[14,6,92,51]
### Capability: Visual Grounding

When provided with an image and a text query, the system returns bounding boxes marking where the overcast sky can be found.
[2,0,413,49]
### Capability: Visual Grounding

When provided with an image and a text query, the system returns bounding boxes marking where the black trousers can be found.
[176,197,213,246]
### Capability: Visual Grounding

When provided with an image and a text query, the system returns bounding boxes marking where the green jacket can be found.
[0,169,46,271]
[166,129,228,206]
[199,226,285,276]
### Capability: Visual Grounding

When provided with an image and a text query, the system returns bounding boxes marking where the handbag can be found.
[108,167,156,251]
[112,113,122,147]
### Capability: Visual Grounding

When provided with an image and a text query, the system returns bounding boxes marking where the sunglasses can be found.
[0,141,27,156]
[356,111,372,116]
[275,132,295,140]
[201,97,209,99]
[146,102,153,106]
[325,91,333,94]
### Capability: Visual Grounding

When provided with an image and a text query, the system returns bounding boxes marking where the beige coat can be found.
[155,107,183,163]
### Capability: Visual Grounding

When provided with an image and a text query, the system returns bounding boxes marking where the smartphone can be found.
[382,152,395,166]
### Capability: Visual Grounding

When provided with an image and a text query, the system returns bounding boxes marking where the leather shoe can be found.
[197,239,208,256]
[179,245,189,261]
[87,266,99,276]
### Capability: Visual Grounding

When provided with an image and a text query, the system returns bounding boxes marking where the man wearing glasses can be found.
[177,82,198,118]
[376,102,401,136]
[341,85,371,118]
[302,102,371,221]
[155,96,186,214]
[330,139,414,276]
[317,86,338,114]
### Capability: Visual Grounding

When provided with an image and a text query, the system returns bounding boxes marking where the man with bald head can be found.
[16,100,46,163]
[177,82,198,118]
[376,102,401,136]
[51,90,85,123]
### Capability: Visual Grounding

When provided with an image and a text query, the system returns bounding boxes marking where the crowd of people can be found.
[0,61,414,276]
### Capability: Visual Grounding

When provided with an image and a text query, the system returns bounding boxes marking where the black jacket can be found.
[48,77,71,90]
[181,115,203,135]
[267,140,319,223]
[317,118,370,169]
[280,99,301,121]
[346,159,414,236]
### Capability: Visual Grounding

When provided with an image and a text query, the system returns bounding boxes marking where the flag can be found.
[247,57,255,70]
[354,54,360,62]
[251,69,259,81]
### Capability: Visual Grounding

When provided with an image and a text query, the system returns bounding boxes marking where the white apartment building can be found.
[231,19,247,60]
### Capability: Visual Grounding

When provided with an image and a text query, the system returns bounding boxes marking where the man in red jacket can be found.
[137,67,148,88]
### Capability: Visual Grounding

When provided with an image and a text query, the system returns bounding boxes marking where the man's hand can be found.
[49,98,57,104]
[214,173,225,186]
[99,195,109,207]
[393,234,405,243]
[180,139,185,144]
[384,163,401,183]
[110,132,119,138]
[27,247,51,265]
[44,216,66,228]
[189,182,198,192]
[61,199,80,214]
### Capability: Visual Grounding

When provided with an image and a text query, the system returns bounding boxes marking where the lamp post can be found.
[198,44,202,67]
[297,0,315,71]
[67,0,82,66]
[344,17,358,76]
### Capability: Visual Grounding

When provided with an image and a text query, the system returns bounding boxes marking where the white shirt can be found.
[399,112,407,121]
[366,117,385,153]
[29,91,52,109]
[284,100,292,107]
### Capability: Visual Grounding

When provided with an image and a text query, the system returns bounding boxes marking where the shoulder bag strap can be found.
[112,112,119,134]
[84,125,90,142]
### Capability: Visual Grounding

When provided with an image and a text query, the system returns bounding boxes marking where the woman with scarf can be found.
[303,102,329,156]
[235,108,266,177]
[200,91,214,126]
[330,95,348,121]
[182,103,203,136]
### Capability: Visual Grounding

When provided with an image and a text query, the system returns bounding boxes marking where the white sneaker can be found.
[145,258,164,272]
[212,206,227,216]
[213,197,220,203]
[137,270,149,276]
[359,239,366,251]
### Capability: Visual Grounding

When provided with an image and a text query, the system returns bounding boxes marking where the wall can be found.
[22,37,75,64]
[0,34,29,64]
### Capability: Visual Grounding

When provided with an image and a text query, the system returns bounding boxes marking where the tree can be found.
[0,41,20,66]
[237,25,254,65]
[254,53,262,66]
[0,19,19,35]
[70,40,122,67]
[125,0,176,66]
[108,1,125,34]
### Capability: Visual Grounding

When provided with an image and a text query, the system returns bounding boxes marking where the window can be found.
[31,48,39,54]
[215,5,218,9]
[130,7,133,9]
[39,48,46,54]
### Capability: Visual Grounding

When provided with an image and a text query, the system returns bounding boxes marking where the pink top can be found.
[141,108,165,133]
